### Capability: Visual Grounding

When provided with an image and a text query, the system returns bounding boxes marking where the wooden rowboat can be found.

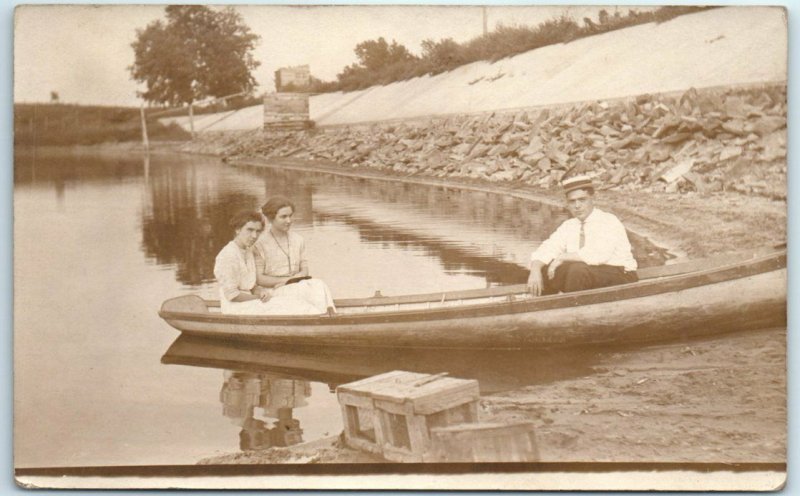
[158,248,786,349]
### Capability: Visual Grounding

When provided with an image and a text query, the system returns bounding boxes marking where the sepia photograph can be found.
[12,3,788,491]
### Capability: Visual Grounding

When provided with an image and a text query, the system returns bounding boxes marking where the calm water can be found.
[14,148,667,468]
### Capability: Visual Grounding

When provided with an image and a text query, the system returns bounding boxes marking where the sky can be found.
[13,4,649,107]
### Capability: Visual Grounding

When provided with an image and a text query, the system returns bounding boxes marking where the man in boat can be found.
[527,175,638,296]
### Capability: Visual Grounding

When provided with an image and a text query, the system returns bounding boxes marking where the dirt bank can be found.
[482,327,786,463]
[198,436,385,465]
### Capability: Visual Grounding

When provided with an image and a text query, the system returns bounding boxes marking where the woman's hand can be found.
[253,286,272,302]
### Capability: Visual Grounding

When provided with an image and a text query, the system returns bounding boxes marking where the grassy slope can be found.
[14,103,190,146]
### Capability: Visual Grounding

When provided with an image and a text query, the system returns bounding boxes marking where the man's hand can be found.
[527,260,546,296]
[547,257,563,280]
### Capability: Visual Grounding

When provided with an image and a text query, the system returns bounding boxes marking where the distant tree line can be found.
[311,6,714,93]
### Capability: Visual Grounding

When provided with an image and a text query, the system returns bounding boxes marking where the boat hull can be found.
[159,252,786,349]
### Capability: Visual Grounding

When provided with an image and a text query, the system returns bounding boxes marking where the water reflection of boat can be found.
[164,335,622,395]
[159,248,785,349]
[219,370,308,450]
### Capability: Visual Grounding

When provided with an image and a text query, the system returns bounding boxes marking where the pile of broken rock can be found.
[198,83,786,201]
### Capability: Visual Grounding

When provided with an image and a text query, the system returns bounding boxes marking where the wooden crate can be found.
[337,371,479,462]
[337,370,409,455]
[430,421,539,462]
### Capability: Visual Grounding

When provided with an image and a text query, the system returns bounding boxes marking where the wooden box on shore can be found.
[337,370,480,462]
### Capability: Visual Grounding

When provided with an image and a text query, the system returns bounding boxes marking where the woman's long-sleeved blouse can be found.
[213,241,256,302]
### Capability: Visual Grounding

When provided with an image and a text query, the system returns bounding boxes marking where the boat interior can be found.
[191,246,784,316]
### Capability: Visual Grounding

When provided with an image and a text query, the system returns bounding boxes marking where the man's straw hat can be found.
[561,175,595,194]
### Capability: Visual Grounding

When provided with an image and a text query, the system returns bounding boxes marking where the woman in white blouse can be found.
[213,210,321,315]
[254,197,336,314]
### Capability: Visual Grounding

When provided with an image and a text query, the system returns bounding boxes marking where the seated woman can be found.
[213,210,321,316]
[254,196,336,314]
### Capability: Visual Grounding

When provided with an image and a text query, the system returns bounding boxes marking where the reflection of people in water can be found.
[213,210,324,315]
[239,408,303,450]
[219,371,310,451]
[254,197,336,314]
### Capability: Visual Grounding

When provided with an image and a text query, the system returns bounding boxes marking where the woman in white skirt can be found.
[254,197,336,314]
[213,210,322,316]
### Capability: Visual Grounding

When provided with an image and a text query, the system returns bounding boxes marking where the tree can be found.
[129,6,260,107]
[353,37,415,72]
[333,37,417,90]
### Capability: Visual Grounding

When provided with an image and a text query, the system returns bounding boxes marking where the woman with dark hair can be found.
[213,209,320,315]
[254,196,336,314]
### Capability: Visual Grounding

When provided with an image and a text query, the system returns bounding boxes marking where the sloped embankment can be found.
[311,6,785,126]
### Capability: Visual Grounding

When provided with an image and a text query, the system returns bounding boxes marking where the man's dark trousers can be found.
[542,261,637,294]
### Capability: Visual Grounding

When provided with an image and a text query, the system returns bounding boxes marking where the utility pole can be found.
[482,6,488,36]
[140,104,150,152]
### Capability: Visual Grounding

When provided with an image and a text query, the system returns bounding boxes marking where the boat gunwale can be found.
[158,249,786,327]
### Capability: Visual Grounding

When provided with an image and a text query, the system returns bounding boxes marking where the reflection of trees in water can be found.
[141,161,669,286]
[316,212,530,285]
[219,371,309,451]
[140,163,261,285]
[314,173,562,241]
[271,169,668,267]
[141,163,316,286]
[237,164,314,224]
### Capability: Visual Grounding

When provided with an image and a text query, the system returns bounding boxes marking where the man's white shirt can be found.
[530,208,638,272]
